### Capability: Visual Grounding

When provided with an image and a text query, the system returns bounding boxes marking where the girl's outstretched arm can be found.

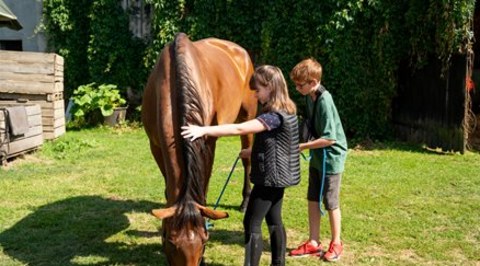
[181,119,266,141]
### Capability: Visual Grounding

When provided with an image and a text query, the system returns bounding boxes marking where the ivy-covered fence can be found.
[42,0,475,141]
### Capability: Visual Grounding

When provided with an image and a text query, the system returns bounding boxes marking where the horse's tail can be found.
[173,33,212,220]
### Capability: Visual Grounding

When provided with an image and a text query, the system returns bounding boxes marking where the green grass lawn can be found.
[0,126,479,265]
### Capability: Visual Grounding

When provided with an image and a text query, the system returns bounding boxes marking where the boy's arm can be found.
[299,138,335,151]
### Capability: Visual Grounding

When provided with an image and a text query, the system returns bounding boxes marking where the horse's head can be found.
[152,203,228,265]
[161,217,206,266]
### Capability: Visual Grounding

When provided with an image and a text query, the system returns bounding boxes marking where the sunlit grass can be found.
[1,126,479,265]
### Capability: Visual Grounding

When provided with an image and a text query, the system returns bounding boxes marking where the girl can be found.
[182,65,300,266]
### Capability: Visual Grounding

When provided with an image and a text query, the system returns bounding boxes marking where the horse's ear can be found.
[152,207,176,219]
[195,203,229,220]
[202,208,229,220]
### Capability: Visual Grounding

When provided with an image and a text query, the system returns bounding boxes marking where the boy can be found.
[288,58,348,262]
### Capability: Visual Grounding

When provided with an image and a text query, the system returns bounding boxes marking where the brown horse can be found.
[142,32,257,265]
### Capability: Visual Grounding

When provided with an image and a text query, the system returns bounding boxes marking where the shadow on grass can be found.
[0,196,246,266]
[0,195,166,266]
[350,139,466,155]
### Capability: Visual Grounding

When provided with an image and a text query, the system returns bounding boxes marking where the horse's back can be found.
[189,37,255,124]
[196,38,253,82]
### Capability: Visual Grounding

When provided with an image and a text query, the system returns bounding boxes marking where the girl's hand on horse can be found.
[181,125,205,141]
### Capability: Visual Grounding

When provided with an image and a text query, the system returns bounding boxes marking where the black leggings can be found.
[243,185,286,265]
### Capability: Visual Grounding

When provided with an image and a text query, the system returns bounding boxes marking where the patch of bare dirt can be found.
[1,152,51,170]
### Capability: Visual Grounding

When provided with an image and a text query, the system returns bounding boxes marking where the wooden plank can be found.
[42,118,65,128]
[40,99,64,109]
[55,68,64,78]
[56,82,64,92]
[42,107,64,118]
[43,126,65,139]
[0,72,60,83]
[55,54,64,66]
[42,102,65,112]
[0,61,58,75]
[0,92,64,102]
[43,127,65,140]
[0,50,58,63]
[0,52,64,78]
[44,124,66,132]
[4,134,43,158]
[0,80,63,94]
[0,98,65,107]
[24,105,42,116]
[27,114,42,127]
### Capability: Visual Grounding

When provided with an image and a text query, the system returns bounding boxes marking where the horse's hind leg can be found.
[239,134,253,212]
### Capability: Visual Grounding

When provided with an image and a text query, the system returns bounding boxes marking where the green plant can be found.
[70,83,126,126]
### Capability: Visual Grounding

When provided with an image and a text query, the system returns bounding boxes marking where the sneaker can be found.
[289,240,323,257]
[323,241,343,262]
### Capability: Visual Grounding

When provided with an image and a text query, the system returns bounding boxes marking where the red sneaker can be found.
[323,241,343,262]
[289,240,323,257]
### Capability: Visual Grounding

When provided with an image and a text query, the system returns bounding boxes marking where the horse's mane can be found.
[172,33,213,233]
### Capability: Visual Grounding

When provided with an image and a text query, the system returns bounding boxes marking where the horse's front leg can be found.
[239,134,253,212]
[240,157,251,212]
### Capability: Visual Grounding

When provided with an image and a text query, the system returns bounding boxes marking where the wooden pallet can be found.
[0,97,65,140]
[0,104,43,165]
[0,50,65,140]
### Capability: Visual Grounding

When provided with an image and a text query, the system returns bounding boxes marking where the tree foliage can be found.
[42,0,475,140]
[43,0,146,100]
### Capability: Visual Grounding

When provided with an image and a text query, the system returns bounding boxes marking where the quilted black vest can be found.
[250,112,301,187]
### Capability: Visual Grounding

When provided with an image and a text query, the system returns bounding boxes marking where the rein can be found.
[300,149,326,216]
[319,148,326,216]
[306,85,327,216]
[206,156,240,230]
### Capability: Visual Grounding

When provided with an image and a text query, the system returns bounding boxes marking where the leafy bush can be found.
[70,83,126,127]
[43,0,475,140]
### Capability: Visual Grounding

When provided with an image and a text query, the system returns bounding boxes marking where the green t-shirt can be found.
[306,90,348,174]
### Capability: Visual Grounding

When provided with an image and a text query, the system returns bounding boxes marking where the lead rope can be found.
[300,148,326,216]
[318,148,327,216]
[206,156,240,230]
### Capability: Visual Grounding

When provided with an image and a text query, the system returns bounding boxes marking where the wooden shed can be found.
[0,103,43,165]
[0,50,65,140]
